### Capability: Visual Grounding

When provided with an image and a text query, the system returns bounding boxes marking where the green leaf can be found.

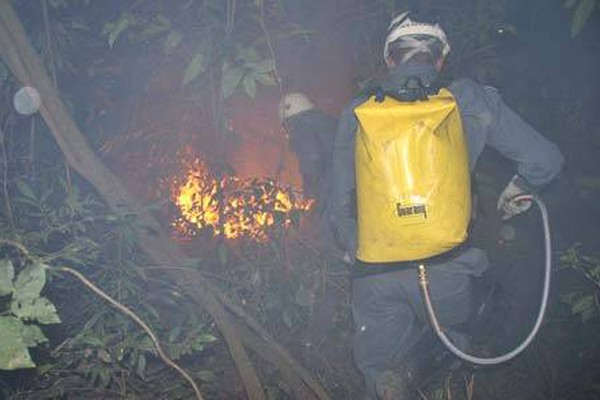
[168,325,182,342]
[571,293,596,319]
[0,259,14,296]
[11,297,61,325]
[591,265,600,280]
[197,369,216,382]
[571,0,596,37]
[13,263,46,301]
[191,341,205,352]
[191,333,217,351]
[136,354,146,378]
[561,292,577,304]
[98,365,112,388]
[19,324,47,347]
[242,75,257,98]
[13,197,39,209]
[137,14,171,41]
[221,63,245,99]
[97,349,112,363]
[254,72,276,86]
[164,29,183,54]
[144,304,161,322]
[581,305,597,322]
[197,333,217,344]
[183,53,205,86]
[237,47,260,63]
[80,335,106,348]
[166,343,182,359]
[251,59,274,73]
[102,13,135,48]
[0,317,36,370]
[15,180,37,201]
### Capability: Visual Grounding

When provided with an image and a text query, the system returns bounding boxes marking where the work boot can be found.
[375,370,411,400]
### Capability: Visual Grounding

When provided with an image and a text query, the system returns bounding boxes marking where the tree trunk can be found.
[0,2,330,400]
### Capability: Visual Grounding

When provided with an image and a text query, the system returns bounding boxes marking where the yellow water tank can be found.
[354,88,471,263]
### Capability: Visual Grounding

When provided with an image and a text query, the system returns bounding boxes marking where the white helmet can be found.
[278,92,314,121]
[383,11,450,67]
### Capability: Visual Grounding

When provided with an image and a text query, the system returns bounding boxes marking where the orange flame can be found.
[171,158,314,241]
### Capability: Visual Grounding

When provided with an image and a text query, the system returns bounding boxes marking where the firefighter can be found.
[279,92,344,258]
[279,92,337,211]
[328,11,564,399]
[279,93,345,357]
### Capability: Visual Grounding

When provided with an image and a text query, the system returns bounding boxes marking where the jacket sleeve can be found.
[288,118,322,177]
[450,79,564,188]
[328,98,365,258]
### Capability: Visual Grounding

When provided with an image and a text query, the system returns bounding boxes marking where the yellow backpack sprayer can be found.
[354,80,552,365]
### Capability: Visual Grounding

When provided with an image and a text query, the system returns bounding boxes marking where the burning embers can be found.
[171,158,314,241]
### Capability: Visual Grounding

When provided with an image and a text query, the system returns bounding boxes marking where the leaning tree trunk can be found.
[0,2,330,400]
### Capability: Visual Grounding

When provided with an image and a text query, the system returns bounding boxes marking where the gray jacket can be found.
[329,64,564,259]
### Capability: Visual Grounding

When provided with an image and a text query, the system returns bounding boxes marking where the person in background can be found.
[328,10,564,400]
[279,92,343,256]
[278,92,345,359]
[279,92,337,211]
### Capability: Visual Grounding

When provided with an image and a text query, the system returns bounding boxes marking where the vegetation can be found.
[0,0,599,399]
[565,0,599,37]
[561,246,600,323]
[0,257,60,370]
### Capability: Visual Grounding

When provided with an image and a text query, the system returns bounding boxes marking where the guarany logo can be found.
[396,202,428,219]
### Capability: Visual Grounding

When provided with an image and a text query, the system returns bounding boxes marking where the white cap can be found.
[278,92,314,121]
[384,11,450,67]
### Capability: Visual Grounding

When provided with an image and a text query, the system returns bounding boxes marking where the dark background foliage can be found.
[0,0,599,399]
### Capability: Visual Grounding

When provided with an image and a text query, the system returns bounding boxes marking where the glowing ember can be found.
[171,158,314,241]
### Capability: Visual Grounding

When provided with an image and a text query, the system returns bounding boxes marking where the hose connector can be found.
[418,263,428,286]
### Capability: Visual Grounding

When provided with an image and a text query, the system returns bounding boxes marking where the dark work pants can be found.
[351,248,489,399]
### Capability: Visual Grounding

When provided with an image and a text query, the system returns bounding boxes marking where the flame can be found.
[171,158,314,241]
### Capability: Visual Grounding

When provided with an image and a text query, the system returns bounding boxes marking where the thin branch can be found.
[49,265,205,400]
[0,238,203,400]
[257,0,290,178]
[0,126,15,228]
[145,262,331,400]
[0,4,284,399]
[144,264,255,288]
[579,267,600,291]
[226,0,236,37]
[41,0,58,87]
[28,117,36,180]
[0,238,30,256]
[464,372,475,400]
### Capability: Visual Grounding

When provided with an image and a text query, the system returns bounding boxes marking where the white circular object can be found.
[13,86,41,115]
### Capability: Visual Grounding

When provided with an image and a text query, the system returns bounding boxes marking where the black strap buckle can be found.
[371,76,438,103]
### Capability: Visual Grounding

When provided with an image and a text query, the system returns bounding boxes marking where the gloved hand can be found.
[497,175,532,220]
